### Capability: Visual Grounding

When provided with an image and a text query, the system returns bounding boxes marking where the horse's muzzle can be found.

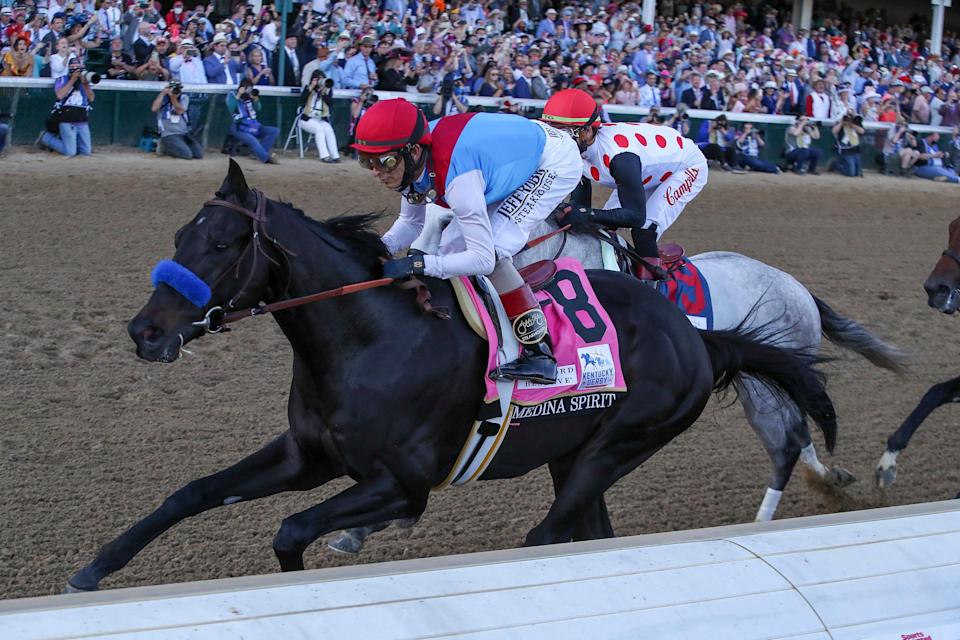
[128,316,202,362]
[925,284,960,315]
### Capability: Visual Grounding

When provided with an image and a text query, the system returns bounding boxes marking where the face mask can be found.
[174,7,182,14]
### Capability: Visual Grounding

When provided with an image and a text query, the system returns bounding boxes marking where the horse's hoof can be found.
[327,532,364,555]
[64,569,98,593]
[829,466,857,488]
[392,517,418,530]
[63,580,97,594]
[876,465,897,490]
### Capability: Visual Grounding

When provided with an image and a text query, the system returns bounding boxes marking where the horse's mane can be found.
[276,201,390,264]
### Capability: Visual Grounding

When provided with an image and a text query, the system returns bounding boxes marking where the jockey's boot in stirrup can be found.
[631,226,662,281]
[495,283,557,385]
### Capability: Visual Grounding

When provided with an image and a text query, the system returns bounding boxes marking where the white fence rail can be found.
[0,77,955,134]
[2,500,959,639]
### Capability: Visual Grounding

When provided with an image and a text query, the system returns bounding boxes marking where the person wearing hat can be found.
[226,77,280,164]
[784,115,821,174]
[343,34,377,89]
[911,85,933,125]
[202,32,238,83]
[535,7,557,39]
[540,88,709,271]
[354,98,584,384]
[272,32,304,87]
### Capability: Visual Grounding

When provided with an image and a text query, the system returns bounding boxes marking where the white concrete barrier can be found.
[2,501,959,640]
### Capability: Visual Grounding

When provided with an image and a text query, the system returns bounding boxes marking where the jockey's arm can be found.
[424,170,496,279]
[382,199,426,255]
[569,176,592,208]
[571,153,647,229]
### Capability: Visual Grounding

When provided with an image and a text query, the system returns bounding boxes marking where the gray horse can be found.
[327,207,906,554]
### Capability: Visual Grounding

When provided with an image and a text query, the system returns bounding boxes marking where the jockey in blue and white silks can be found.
[353,98,583,385]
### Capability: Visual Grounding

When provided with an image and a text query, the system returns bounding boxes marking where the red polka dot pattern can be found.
[635,133,647,146]
[590,166,601,180]
[660,171,673,182]
[655,135,667,148]
[677,136,684,149]
[642,175,652,185]
[614,134,629,148]
[602,154,610,168]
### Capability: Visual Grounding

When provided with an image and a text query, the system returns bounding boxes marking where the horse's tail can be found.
[699,327,838,453]
[813,294,909,376]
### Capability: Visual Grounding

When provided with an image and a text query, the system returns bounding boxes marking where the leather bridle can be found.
[190,189,448,334]
[942,249,960,271]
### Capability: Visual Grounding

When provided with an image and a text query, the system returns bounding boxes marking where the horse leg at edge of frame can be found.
[877,375,960,490]
[548,458,615,541]
[66,432,338,593]
[272,470,427,572]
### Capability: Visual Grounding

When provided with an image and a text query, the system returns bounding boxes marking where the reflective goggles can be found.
[358,151,401,170]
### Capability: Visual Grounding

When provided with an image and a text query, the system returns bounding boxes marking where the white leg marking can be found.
[755,488,783,522]
[223,496,243,505]
[878,449,900,471]
[800,443,828,478]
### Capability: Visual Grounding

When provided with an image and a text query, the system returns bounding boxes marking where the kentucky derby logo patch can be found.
[578,344,616,389]
[657,258,714,330]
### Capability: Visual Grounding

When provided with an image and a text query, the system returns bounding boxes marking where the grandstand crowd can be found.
[1,0,959,177]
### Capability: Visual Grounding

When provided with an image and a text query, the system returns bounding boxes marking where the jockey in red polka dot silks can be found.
[541,89,708,268]
[354,97,583,385]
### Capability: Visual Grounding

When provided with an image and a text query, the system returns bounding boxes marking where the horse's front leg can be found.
[272,468,427,571]
[877,375,960,489]
[68,431,339,592]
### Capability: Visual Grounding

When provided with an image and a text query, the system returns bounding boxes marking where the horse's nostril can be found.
[141,326,165,345]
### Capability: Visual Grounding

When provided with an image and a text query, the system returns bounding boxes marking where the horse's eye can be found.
[215,241,230,251]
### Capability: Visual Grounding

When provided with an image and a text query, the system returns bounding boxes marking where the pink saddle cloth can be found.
[460,258,627,408]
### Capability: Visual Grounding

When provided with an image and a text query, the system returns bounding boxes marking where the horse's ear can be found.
[218,159,251,199]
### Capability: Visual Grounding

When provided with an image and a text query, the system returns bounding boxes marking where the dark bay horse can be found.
[67,161,835,591]
[877,215,960,496]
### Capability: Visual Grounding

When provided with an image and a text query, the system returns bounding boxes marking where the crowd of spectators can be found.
[1,0,959,178]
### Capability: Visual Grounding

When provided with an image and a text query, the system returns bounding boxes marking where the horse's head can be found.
[128,160,275,362]
[924,215,960,314]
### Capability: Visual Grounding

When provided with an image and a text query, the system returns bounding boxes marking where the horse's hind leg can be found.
[738,378,852,522]
[548,458,614,541]
[67,431,336,593]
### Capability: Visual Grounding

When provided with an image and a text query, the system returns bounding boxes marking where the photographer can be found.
[299,70,339,163]
[784,115,822,175]
[697,114,738,171]
[432,71,469,119]
[347,87,378,157]
[664,103,691,136]
[735,123,781,173]
[882,117,921,176]
[0,118,9,158]
[226,78,279,164]
[151,81,202,160]
[829,110,865,177]
[914,132,959,183]
[38,56,95,158]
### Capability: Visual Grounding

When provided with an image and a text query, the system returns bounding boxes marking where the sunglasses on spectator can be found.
[358,151,401,170]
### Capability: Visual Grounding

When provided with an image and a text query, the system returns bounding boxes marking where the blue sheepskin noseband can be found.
[151,260,212,308]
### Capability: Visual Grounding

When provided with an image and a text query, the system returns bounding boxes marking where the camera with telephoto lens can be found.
[81,69,101,84]
[168,80,182,95]
[440,80,454,97]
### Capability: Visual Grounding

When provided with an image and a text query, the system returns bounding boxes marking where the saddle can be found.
[636,243,686,281]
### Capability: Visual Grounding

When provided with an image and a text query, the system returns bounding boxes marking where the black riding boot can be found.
[493,283,558,385]
[631,226,662,281]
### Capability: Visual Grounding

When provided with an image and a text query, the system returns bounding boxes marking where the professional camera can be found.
[81,70,101,84]
[168,80,182,95]
[440,80,454,98]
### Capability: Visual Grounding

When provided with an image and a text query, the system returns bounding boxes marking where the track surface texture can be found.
[2,151,958,597]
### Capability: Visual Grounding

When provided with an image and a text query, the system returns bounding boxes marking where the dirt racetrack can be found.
[2,151,959,599]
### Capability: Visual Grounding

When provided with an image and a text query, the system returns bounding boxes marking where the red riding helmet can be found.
[541,89,601,129]
[353,98,432,153]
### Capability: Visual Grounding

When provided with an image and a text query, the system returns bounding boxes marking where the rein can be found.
[190,189,448,334]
